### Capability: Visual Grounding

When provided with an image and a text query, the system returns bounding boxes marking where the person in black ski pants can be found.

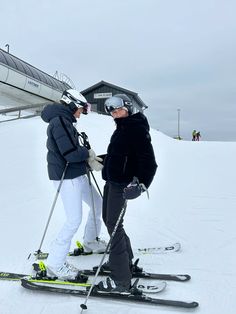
[97,94,157,294]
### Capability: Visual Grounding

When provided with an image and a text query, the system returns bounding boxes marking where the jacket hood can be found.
[115,112,150,132]
[41,103,76,123]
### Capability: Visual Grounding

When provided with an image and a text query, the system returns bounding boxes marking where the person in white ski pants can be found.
[41,89,107,279]
[47,175,102,269]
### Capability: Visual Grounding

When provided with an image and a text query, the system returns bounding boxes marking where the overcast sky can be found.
[1,0,236,141]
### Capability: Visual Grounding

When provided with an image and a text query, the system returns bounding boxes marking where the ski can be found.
[21,278,199,309]
[1,262,190,284]
[0,271,166,294]
[138,242,181,254]
[32,260,191,282]
[34,242,181,259]
[0,271,89,288]
[28,277,166,294]
[28,276,165,294]
[0,271,26,281]
[83,268,191,282]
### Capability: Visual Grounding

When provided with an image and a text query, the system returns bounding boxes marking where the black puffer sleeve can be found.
[51,116,89,163]
[129,126,157,188]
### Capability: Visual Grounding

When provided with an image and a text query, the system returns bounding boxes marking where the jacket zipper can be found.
[122,156,128,174]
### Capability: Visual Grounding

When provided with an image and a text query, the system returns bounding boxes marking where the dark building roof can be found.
[81,80,148,110]
[0,48,70,91]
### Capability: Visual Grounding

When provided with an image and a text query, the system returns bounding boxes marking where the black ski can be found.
[83,269,191,282]
[0,268,190,283]
[32,260,190,282]
[21,278,199,309]
[0,271,166,294]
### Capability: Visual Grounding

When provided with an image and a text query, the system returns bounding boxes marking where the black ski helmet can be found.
[104,94,133,115]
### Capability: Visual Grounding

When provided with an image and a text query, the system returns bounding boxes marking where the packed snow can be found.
[0,112,236,314]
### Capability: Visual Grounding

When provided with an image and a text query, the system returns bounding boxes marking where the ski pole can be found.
[29,162,69,259]
[78,132,103,197]
[80,201,127,312]
[86,168,99,240]
[78,131,102,239]
[90,171,103,198]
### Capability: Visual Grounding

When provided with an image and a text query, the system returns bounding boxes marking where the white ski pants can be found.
[47,174,102,269]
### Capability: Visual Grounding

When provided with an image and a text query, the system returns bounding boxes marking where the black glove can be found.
[123,177,147,200]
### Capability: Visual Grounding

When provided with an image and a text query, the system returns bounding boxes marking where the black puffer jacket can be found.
[41,103,89,180]
[102,112,157,188]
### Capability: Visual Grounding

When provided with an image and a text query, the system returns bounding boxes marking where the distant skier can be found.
[95,94,157,295]
[41,89,106,280]
[196,131,201,141]
[192,130,197,141]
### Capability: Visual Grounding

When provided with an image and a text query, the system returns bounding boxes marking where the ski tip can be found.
[174,242,181,251]
[155,280,167,290]
[176,274,191,281]
[157,280,167,292]
[190,301,199,308]
[136,280,167,294]
[162,281,167,289]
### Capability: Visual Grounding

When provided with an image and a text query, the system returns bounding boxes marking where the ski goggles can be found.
[72,102,91,115]
[81,102,91,115]
[105,96,131,114]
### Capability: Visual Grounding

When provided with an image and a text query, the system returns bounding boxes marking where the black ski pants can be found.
[102,181,134,284]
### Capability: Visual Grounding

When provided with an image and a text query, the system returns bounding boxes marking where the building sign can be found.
[27,79,39,88]
[94,92,112,99]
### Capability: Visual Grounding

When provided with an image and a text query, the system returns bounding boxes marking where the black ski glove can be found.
[123,177,147,200]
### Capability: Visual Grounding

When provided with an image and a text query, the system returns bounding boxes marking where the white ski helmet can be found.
[104,94,133,115]
[60,89,90,114]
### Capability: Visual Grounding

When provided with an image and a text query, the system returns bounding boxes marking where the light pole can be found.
[5,44,9,53]
[177,109,181,139]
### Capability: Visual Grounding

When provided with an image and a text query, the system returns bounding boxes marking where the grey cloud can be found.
[0,0,236,141]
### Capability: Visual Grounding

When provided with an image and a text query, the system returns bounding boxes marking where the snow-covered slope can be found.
[0,112,236,314]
